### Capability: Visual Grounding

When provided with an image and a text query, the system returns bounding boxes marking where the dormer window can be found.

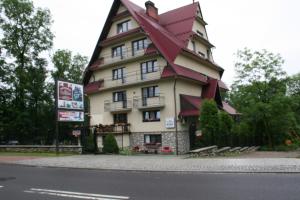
[117,20,131,34]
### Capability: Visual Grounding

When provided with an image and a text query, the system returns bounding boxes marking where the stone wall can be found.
[0,145,82,154]
[130,131,190,154]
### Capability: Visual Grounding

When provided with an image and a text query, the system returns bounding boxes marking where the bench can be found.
[188,145,218,157]
[229,147,241,153]
[214,147,231,156]
[239,147,249,152]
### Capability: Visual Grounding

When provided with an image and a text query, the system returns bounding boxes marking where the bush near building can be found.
[103,134,119,154]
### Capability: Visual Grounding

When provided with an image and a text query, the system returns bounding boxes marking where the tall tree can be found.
[51,49,88,83]
[0,0,54,143]
[199,99,219,145]
[230,48,297,148]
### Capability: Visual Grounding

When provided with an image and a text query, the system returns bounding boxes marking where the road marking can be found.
[24,188,129,200]
[0,186,3,188]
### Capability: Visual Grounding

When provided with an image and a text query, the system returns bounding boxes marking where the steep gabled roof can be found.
[83,0,224,85]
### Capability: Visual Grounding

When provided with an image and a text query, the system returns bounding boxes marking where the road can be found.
[0,164,300,200]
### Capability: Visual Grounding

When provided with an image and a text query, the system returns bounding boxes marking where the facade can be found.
[83,0,238,154]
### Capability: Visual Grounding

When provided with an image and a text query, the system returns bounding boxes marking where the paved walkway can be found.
[2,152,300,173]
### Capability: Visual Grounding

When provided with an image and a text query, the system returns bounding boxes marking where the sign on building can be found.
[165,117,175,128]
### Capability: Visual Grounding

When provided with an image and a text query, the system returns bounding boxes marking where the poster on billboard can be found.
[58,110,84,122]
[57,80,84,110]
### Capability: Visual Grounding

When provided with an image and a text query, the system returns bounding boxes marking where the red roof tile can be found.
[179,94,202,117]
[222,101,240,115]
[201,78,218,99]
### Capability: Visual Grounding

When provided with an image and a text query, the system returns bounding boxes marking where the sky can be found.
[32,0,300,86]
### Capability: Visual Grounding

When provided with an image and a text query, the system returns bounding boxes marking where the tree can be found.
[103,134,119,154]
[230,48,298,148]
[199,99,219,145]
[51,49,88,83]
[0,0,53,143]
[218,111,233,146]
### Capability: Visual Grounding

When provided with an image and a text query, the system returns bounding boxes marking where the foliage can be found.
[218,111,233,147]
[82,133,95,153]
[0,0,54,144]
[103,134,119,154]
[199,100,219,145]
[229,48,298,149]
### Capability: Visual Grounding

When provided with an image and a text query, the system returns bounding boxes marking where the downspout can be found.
[173,76,178,155]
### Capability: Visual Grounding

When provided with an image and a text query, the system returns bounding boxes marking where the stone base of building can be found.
[130,131,190,155]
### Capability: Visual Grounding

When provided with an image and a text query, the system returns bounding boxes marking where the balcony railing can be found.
[104,99,132,113]
[98,47,152,67]
[102,67,162,89]
[135,96,165,110]
[95,124,131,134]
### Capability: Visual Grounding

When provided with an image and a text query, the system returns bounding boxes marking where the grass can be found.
[0,151,77,157]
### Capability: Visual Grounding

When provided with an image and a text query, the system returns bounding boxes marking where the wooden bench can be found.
[229,147,241,153]
[239,147,249,152]
[188,145,218,157]
[214,147,231,156]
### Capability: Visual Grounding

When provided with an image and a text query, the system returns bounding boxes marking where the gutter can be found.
[173,76,179,155]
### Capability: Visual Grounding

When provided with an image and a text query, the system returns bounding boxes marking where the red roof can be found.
[222,101,240,115]
[84,0,224,86]
[201,78,218,99]
[218,80,229,91]
[84,80,103,94]
[179,94,202,117]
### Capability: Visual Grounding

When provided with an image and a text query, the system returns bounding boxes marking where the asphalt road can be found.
[0,164,300,200]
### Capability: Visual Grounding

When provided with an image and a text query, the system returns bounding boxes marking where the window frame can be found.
[112,45,125,58]
[112,67,125,80]
[112,91,126,102]
[113,113,128,124]
[143,110,161,122]
[142,86,159,98]
[132,38,148,55]
[117,20,131,34]
[144,134,162,144]
[140,60,158,79]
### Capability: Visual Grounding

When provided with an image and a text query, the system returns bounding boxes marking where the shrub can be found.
[82,133,95,153]
[103,134,119,154]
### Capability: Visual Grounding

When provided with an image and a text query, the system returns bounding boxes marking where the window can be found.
[112,45,125,58]
[132,38,148,55]
[113,91,126,102]
[198,51,205,58]
[117,20,131,34]
[143,110,160,122]
[112,68,124,80]
[113,113,128,124]
[196,30,204,37]
[192,41,196,52]
[142,86,159,98]
[144,134,162,144]
[141,60,158,80]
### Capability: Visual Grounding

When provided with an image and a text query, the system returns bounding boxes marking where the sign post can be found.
[55,79,85,155]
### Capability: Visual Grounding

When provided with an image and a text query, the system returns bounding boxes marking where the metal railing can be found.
[102,67,162,89]
[135,96,165,109]
[99,46,150,67]
[104,99,133,112]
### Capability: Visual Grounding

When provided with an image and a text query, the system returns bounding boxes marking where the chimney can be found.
[145,1,158,21]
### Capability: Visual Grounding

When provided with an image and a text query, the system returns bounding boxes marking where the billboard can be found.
[57,80,84,110]
[58,111,84,122]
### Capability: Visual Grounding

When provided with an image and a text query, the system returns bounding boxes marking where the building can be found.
[83,0,238,154]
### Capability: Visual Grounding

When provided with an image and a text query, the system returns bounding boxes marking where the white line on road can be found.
[24,188,129,200]
[0,186,3,188]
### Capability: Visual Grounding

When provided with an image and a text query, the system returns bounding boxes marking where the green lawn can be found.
[0,152,77,157]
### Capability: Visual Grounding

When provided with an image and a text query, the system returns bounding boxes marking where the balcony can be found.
[95,124,131,135]
[104,100,132,113]
[91,45,159,70]
[102,67,163,90]
[136,96,165,110]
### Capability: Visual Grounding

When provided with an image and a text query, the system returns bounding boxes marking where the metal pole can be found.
[173,77,178,155]
[55,79,59,155]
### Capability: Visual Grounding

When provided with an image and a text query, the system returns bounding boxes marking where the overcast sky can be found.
[32,0,300,86]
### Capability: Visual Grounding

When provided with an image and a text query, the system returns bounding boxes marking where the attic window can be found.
[117,20,131,34]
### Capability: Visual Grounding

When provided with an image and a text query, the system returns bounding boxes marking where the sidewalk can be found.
[2,153,300,173]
